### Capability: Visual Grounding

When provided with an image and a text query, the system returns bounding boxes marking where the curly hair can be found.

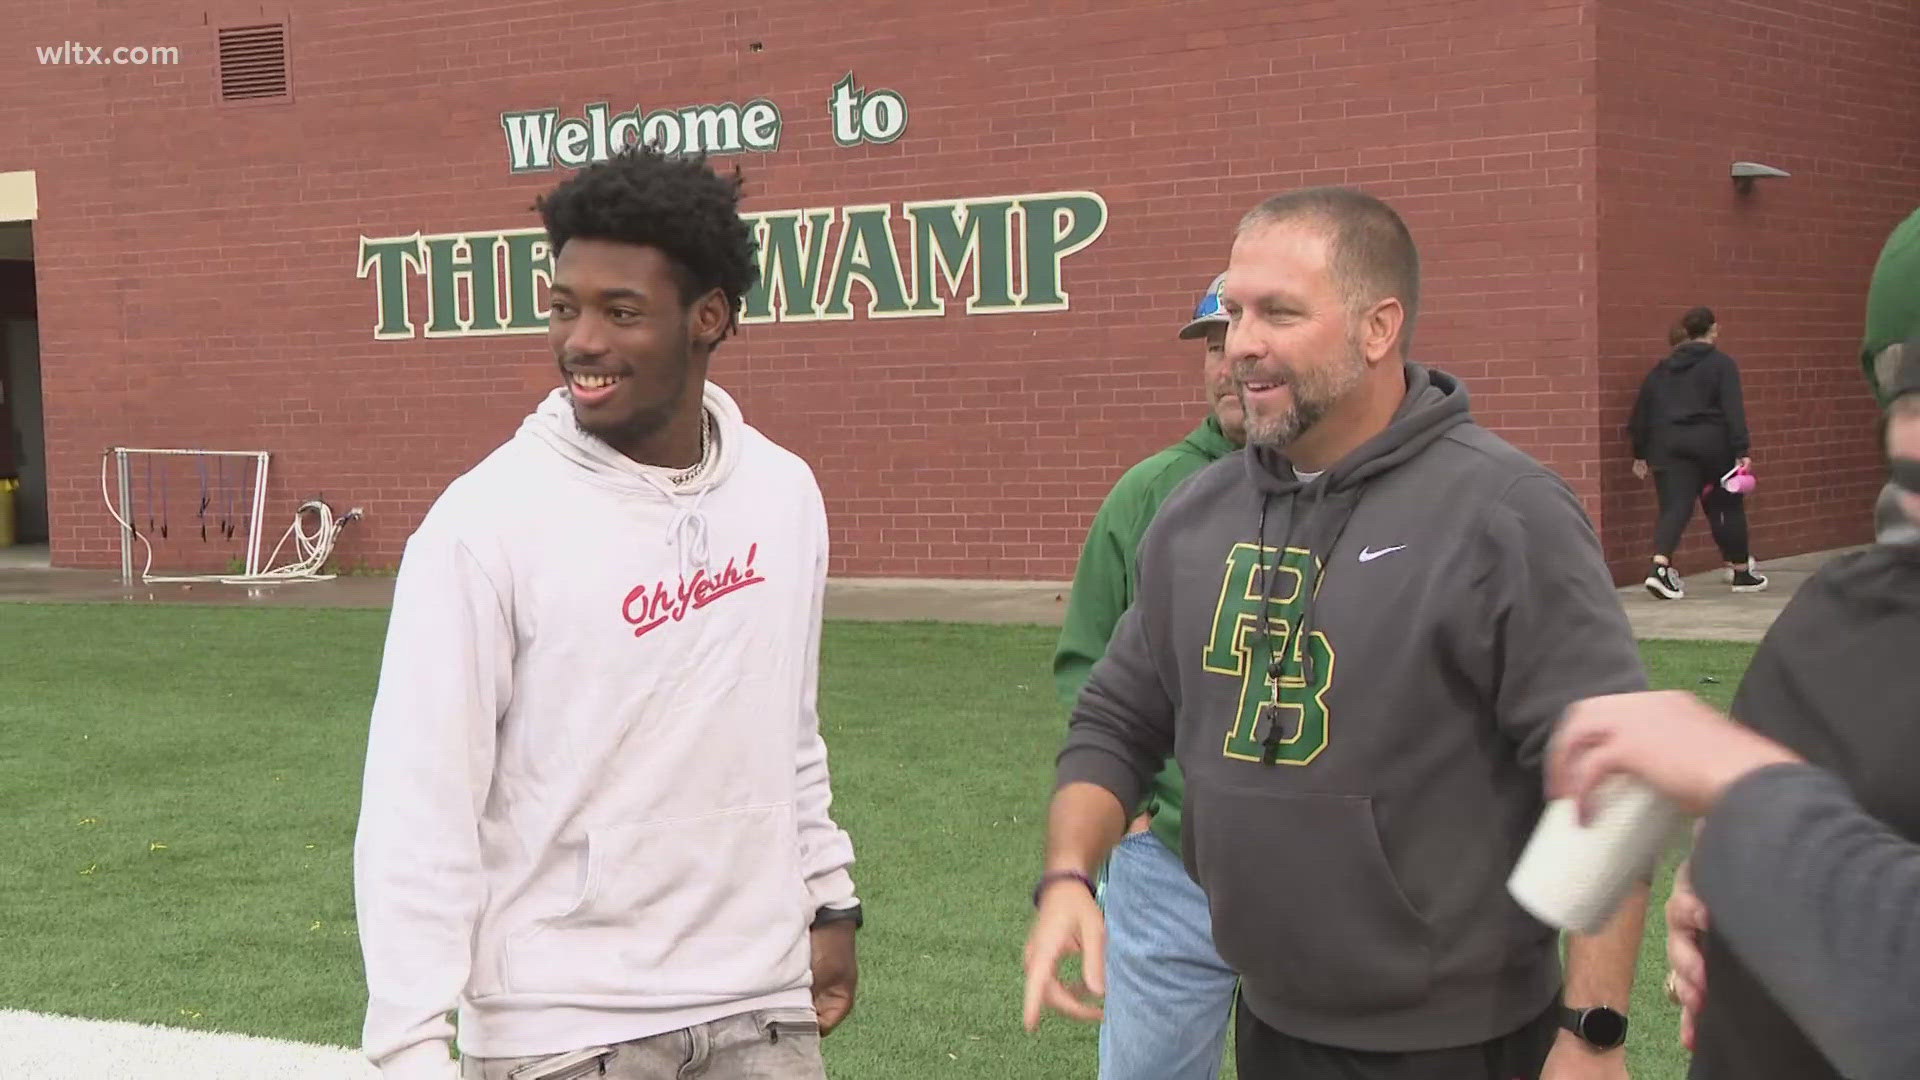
[534,146,760,343]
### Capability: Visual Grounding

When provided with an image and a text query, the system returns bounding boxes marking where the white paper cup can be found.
[1508,776,1685,934]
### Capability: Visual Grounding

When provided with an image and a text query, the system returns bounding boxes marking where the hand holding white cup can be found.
[1510,691,1801,934]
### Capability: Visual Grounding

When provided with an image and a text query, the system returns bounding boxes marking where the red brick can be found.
[5,0,1914,584]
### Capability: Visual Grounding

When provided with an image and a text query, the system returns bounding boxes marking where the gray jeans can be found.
[459,1008,825,1080]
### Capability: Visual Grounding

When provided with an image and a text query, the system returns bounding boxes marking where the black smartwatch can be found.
[1561,1005,1628,1050]
[811,903,863,931]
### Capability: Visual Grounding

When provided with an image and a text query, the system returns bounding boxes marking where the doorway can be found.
[0,220,46,551]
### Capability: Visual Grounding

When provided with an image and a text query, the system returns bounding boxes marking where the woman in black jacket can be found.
[1628,306,1768,598]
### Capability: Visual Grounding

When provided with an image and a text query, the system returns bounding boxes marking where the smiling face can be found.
[1220,220,1374,449]
[546,238,721,458]
[1202,325,1246,444]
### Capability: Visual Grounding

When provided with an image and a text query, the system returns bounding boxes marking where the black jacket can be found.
[1695,766,1920,1080]
[1690,543,1920,1080]
[1627,341,1750,459]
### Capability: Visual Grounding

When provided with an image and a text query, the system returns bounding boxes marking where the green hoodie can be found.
[1053,412,1237,856]
[1864,206,1920,406]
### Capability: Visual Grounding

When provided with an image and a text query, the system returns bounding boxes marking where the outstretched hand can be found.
[1547,691,1802,822]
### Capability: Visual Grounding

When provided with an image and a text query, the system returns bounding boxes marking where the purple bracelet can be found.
[1032,869,1096,907]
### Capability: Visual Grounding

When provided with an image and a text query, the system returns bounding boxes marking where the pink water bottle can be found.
[1721,464,1756,494]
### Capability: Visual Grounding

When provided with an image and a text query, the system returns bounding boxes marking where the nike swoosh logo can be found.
[1358,545,1406,563]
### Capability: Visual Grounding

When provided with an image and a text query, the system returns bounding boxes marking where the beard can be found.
[1237,331,1371,449]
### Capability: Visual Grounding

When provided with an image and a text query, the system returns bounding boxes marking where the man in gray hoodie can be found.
[1022,187,1651,1080]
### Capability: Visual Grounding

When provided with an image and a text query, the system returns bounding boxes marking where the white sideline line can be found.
[0,1010,381,1078]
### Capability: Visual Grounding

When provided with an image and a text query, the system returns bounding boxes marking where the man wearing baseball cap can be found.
[1863,206,1920,544]
[1051,272,1245,1080]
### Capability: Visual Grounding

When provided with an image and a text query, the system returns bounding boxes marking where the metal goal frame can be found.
[110,447,270,586]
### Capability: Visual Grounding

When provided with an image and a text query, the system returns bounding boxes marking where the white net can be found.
[101,448,361,585]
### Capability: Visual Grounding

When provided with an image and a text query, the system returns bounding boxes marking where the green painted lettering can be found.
[424,234,505,336]
[741,209,836,323]
[355,234,425,340]
[903,199,1017,314]
[1018,192,1107,310]
[503,230,552,331]
[821,206,911,318]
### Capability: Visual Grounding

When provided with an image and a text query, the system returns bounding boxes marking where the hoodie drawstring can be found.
[518,387,739,585]
[1253,489,1310,764]
[1293,500,1359,686]
[1251,480,1362,766]
[624,414,718,584]
[667,502,712,583]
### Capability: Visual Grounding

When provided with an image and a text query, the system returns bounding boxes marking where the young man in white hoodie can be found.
[353,146,861,1080]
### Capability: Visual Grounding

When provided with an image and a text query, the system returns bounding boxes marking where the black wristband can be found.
[1032,869,1096,907]
[811,903,863,930]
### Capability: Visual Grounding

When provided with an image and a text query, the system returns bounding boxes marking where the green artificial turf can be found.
[0,605,1754,1077]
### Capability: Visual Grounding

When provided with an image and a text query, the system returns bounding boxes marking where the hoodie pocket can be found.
[1186,786,1432,1013]
[501,802,808,998]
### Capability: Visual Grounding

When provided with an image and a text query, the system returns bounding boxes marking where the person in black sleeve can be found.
[1549,336,1920,1080]
[1628,306,1768,599]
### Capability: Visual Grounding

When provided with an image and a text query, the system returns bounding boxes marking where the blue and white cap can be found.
[1178,272,1229,339]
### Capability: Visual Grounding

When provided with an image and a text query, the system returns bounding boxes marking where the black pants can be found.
[1235,998,1561,1079]
[1650,427,1748,562]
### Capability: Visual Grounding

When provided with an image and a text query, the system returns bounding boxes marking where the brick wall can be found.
[1593,0,1920,582]
[7,0,1907,582]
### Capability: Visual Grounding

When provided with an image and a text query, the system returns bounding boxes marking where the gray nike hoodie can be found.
[1056,362,1648,1052]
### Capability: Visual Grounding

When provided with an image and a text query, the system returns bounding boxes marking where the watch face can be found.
[1581,1008,1627,1048]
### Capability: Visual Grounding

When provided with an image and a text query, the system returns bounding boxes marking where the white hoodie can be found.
[352,382,857,1079]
